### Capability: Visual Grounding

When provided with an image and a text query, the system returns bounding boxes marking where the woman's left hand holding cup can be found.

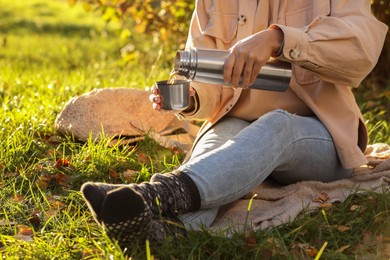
[149,85,163,111]
[149,80,194,113]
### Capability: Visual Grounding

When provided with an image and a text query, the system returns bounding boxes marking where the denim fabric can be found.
[177,110,352,229]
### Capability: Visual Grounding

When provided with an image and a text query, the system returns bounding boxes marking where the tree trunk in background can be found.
[367,0,390,89]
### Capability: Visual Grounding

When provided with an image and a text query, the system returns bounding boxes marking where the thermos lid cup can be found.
[156,80,190,111]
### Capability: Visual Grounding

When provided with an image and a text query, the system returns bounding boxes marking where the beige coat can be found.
[180,0,388,169]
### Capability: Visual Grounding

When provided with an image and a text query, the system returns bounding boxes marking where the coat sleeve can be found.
[179,0,225,121]
[270,0,388,87]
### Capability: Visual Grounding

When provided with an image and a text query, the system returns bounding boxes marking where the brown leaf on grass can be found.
[37,173,52,190]
[244,231,257,251]
[28,197,66,223]
[266,237,283,255]
[350,205,360,211]
[36,173,70,190]
[54,173,70,188]
[169,146,184,156]
[45,195,61,204]
[290,243,318,259]
[17,225,33,237]
[54,158,71,168]
[122,169,137,182]
[81,249,101,259]
[46,196,66,209]
[44,208,60,219]
[108,170,120,182]
[51,200,65,208]
[335,245,350,253]
[137,153,150,164]
[334,225,351,232]
[313,192,330,203]
[11,194,24,203]
[320,203,333,209]
[289,243,312,260]
[306,247,319,257]
[44,198,66,220]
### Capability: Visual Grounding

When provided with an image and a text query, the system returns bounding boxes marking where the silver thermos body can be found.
[174,48,291,92]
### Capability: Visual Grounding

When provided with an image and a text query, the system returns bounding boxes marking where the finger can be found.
[152,87,159,95]
[152,102,161,111]
[149,94,155,103]
[241,59,255,88]
[250,61,264,86]
[231,53,246,87]
[223,52,235,84]
[149,94,160,103]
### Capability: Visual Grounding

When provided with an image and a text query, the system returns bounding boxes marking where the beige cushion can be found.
[55,88,199,152]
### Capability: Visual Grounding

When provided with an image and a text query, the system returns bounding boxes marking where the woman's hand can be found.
[149,85,196,113]
[149,85,163,111]
[223,28,284,88]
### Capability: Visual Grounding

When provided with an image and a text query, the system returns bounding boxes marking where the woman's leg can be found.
[178,117,250,229]
[81,110,352,245]
[178,109,352,209]
[81,117,251,242]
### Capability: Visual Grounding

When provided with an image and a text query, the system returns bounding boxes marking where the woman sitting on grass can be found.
[80,0,388,249]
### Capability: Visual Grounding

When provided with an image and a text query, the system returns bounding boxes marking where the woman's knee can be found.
[258,110,332,142]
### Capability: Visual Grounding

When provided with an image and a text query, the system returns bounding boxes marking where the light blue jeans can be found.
[177,109,352,229]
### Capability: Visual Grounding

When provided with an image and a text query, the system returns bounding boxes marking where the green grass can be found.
[0,0,389,259]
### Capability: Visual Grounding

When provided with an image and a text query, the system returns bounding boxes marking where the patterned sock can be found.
[81,183,152,247]
[80,171,200,247]
[135,171,201,216]
[149,216,186,244]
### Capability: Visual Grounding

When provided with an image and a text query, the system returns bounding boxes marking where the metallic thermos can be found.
[174,48,291,92]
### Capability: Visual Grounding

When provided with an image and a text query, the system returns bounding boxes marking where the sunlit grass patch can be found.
[0,0,389,259]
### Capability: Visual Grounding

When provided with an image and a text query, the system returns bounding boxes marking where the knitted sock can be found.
[136,171,201,216]
[80,171,200,246]
[149,216,186,244]
[81,183,152,246]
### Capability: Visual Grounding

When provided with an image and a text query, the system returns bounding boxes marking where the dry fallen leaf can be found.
[244,231,257,251]
[313,192,330,203]
[36,173,71,190]
[108,170,120,182]
[334,225,351,232]
[137,153,150,164]
[54,173,70,188]
[122,169,137,181]
[350,205,360,211]
[320,203,333,209]
[45,208,60,219]
[54,158,71,168]
[11,194,24,203]
[306,247,319,257]
[37,173,52,190]
[335,245,350,253]
[17,225,33,237]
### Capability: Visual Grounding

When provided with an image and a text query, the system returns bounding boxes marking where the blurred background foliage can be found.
[69,0,194,65]
[70,0,390,122]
